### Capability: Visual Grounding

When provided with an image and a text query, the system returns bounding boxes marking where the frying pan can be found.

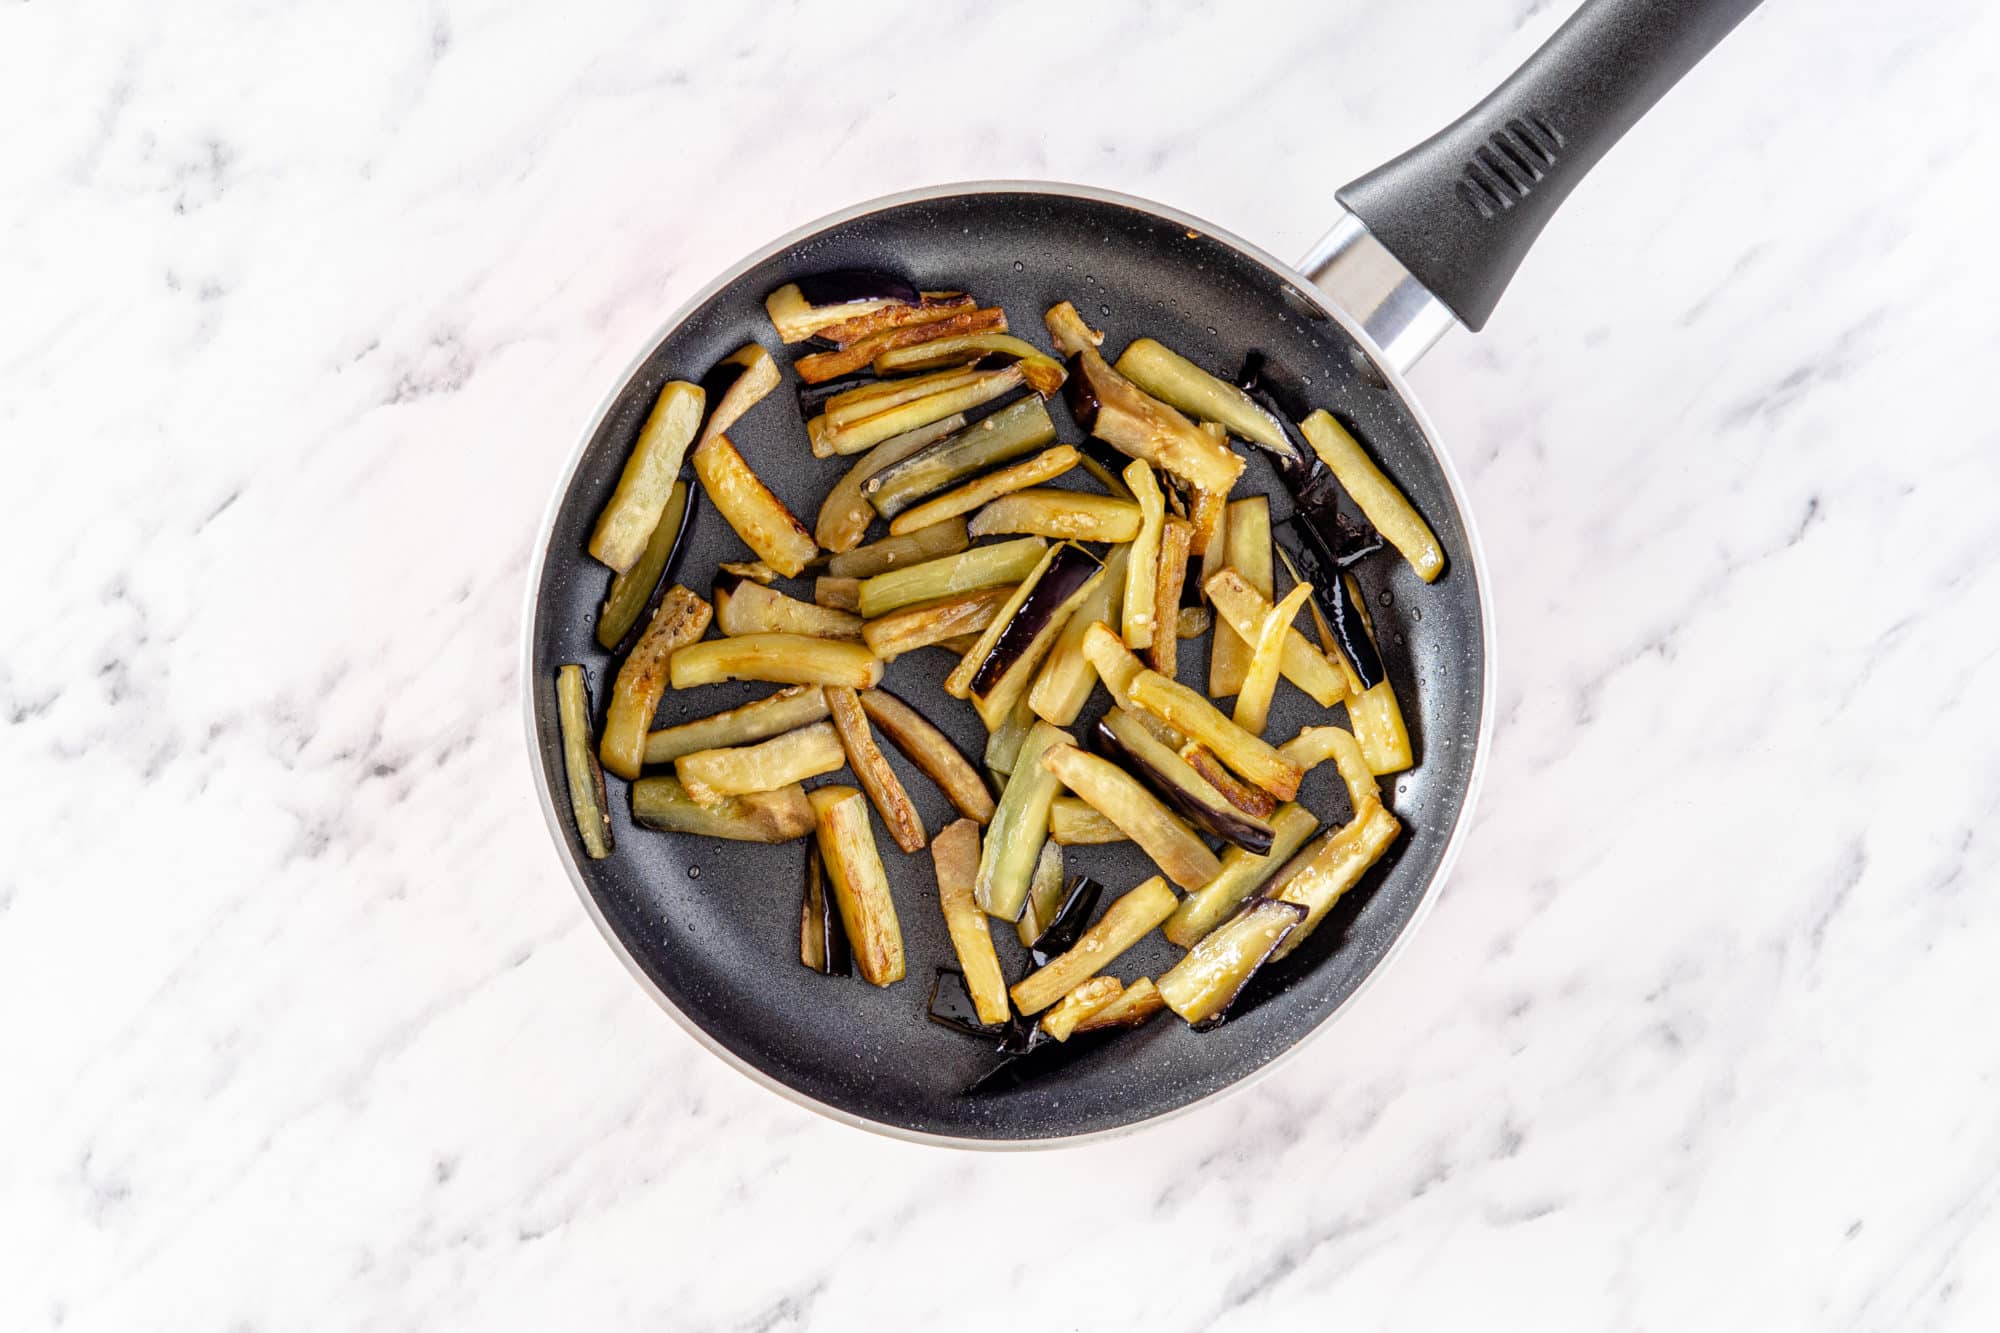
[522,0,1761,1144]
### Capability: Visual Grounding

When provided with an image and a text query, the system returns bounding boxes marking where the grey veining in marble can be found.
[5,1,1999,1328]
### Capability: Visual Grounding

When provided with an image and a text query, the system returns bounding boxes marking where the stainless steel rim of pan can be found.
[518,180,1499,1149]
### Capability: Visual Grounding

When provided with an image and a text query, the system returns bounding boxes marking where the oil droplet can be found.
[1084,274,1096,285]
[1099,304,1111,316]
[1206,326,1218,336]
[1411,607,1424,622]
[1013,260,1025,272]
[687,865,701,879]
[1378,590,1394,606]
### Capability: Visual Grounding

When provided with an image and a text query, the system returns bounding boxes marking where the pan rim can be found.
[518,179,1498,1150]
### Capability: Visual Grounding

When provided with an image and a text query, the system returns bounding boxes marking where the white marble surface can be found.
[6,0,2000,1327]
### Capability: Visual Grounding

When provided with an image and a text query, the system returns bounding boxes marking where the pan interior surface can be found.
[529,189,1486,1143]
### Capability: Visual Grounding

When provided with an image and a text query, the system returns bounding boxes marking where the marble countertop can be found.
[8,0,2000,1328]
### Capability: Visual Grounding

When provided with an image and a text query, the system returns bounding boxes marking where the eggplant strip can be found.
[874,331,1048,374]
[1204,569,1347,708]
[1158,899,1305,1027]
[718,560,778,584]
[810,786,905,986]
[932,819,1010,1024]
[856,535,1043,618]
[822,367,1025,455]
[825,686,926,852]
[1123,463,1166,649]
[1151,516,1194,677]
[814,413,968,553]
[764,274,922,343]
[861,585,1013,660]
[824,365,989,428]
[696,343,781,447]
[1163,802,1319,947]
[944,542,1060,700]
[1197,489,1232,609]
[826,517,971,581]
[1039,977,1124,1042]
[597,478,695,653]
[814,577,861,612]
[965,489,1142,543]
[644,685,830,766]
[803,293,975,347]
[1178,606,1212,639]
[1186,482,1226,559]
[856,689,994,822]
[974,721,1071,920]
[630,776,815,842]
[1233,584,1313,737]
[714,575,864,642]
[669,634,883,690]
[589,381,705,572]
[556,665,612,859]
[1097,708,1274,855]
[1113,337,1292,457]
[1182,743,1278,819]
[862,397,1058,519]
[800,839,851,976]
[796,307,1007,384]
[1041,743,1222,890]
[1278,725,1381,816]
[983,691,1036,778]
[690,433,817,577]
[600,585,714,780]
[1299,410,1445,582]
[1017,840,1067,946]
[1267,802,1402,959]
[1028,545,1129,726]
[1208,496,1271,697]
[1347,679,1414,775]
[1073,977,1165,1032]
[1010,876,1178,1014]
[968,546,1104,730]
[887,446,1080,537]
[676,720,845,806]
[1050,795,1128,845]
[1128,668,1304,800]
[1049,303,1245,495]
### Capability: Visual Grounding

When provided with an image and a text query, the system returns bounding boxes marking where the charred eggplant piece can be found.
[696,343,781,446]
[1204,568,1348,707]
[589,381,705,573]
[668,634,883,690]
[690,432,817,577]
[862,585,1013,661]
[809,785,905,986]
[1028,872,1106,967]
[1049,795,1128,845]
[713,573,864,642]
[796,308,1008,385]
[1016,840,1068,946]
[973,721,1071,920]
[800,839,852,976]
[856,536,1043,619]
[596,478,697,655]
[888,445,1080,537]
[1011,876,1178,1015]
[1027,545,1129,726]
[1299,409,1444,582]
[1158,898,1306,1028]
[1163,802,1320,947]
[1042,743,1220,890]
[630,776,816,842]
[675,720,846,806]
[826,517,970,581]
[862,397,1058,519]
[600,585,714,780]
[825,686,926,853]
[1096,708,1275,855]
[1181,743,1277,820]
[857,688,995,823]
[643,685,830,766]
[1276,521,1384,691]
[965,544,1104,729]
[932,818,1010,1024]
[814,413,968,553]
[807,293,976,348]
[1265,802,1402,959]
[556,665,612,859]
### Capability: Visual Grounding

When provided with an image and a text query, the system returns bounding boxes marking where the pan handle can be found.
[1302,0,1763,371]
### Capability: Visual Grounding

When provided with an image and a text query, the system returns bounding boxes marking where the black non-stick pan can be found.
[523,0,1761,1144]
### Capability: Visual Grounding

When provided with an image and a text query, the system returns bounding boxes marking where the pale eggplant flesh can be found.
[968,543,1102,698]
[1093,715,1275,855]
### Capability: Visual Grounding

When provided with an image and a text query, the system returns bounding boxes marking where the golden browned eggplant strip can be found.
[1163,802,1320,947]
[599,585,713,780]
[1186,480,1226,558]
[1233,584,1313,737]
[965,489,1143,543]
[932,818,1009,1024]
[1299,410,1444,582]
[1073,977,1165,1032]
[1151,516,1195,677]
[814,577,861,612]
[556,664,612,859]
[887,445,1080,536]
[814,413,968,553]
[1267,801,1402,959]
[858,688,995,823]
[810,785,905,986]
[825,686,926,852]
[1181,743,1278,819]
[801,293,976,346]
[1278,725,1380,816]
[1049,795,1128,845]
[690,433,817,577]
[718,560,778,584]
[1041,743,1221,890]
[1121,460,1166,650]
[676,720,845,806]
[861,585,1013,661]
[825,517,970,580]
[823,366,989,427]
[643,685,830,766]
[1113,337,1293,457]
[714,576,864,642]
[1158,898,1305,1025]
[944,542,1060,700]
[855,535,1044,618]
[669,634,883,690]
[1204,568,1347,708]
[1127,668,1304,799]
[968,553,1104,731]
[1346,679,1414,775]
[1208,496,1270,697]
[589,381,704,573]
[630,776,815,842]
[1039,976,1124,1041]
[795,307,1007,383]
[821,360,1022,451]
[1010,875,1178,1014]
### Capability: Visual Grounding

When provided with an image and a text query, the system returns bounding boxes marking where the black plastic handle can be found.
[1337,0,1763,332]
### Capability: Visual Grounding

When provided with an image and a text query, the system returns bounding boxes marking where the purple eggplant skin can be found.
[796,373,880,418]
[968,543,1103,697]
[803,840,853,977]
[1028,875,1105,969]
[699,356,749,403]
[1279,525,1386,690]
[793,269,921,310]
[1188,899,1306,1031]
[962,1028,1123,1095]
[1093,718,1276,856]
[1062,353,1102,432]
[927,967,1000,1038]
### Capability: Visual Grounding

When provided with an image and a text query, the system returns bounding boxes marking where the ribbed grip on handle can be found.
[1336,0,1763,332]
